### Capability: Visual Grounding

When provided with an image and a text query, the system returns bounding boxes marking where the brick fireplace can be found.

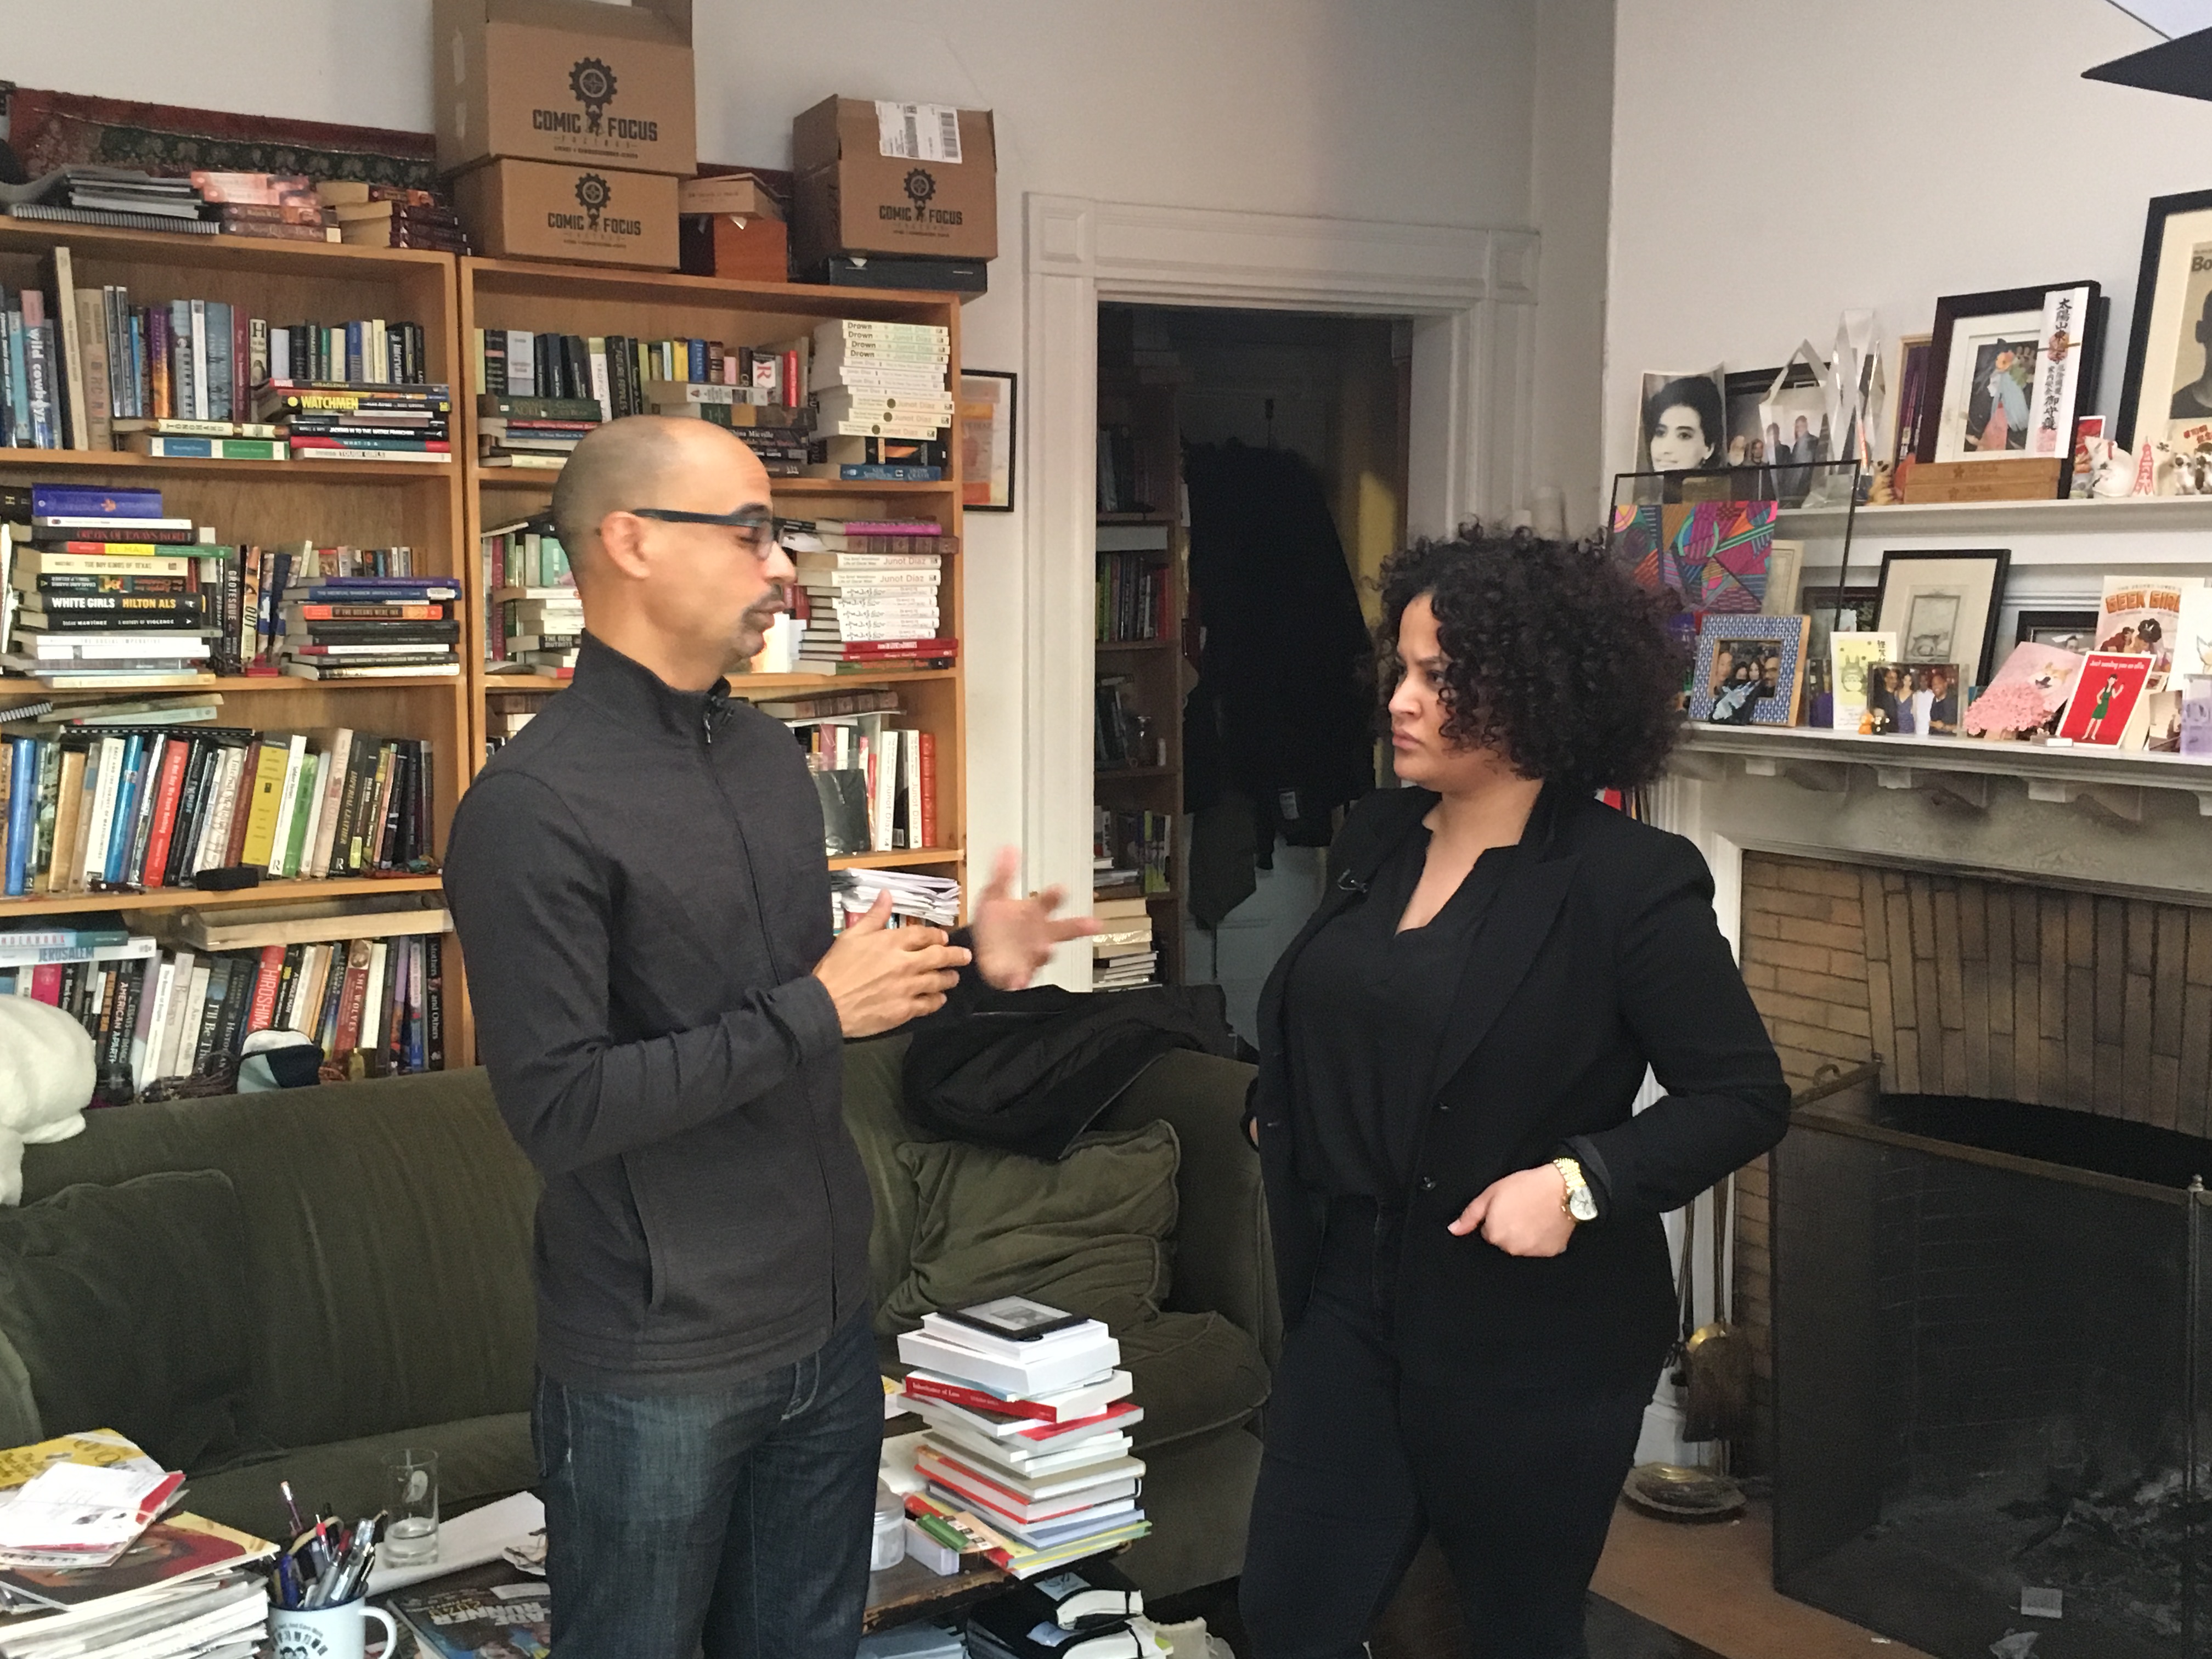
[1730,852,2212,1470]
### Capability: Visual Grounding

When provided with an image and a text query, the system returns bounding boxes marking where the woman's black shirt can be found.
[1283,820,1522,1199]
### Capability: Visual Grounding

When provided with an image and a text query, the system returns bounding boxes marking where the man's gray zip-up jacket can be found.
[443,632,871,1391]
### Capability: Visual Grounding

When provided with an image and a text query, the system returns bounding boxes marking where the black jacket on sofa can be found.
[1251,783,1790,1390]
[444,635,871,1393]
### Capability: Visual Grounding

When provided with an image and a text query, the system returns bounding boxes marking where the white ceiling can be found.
[2104,0,2212,37]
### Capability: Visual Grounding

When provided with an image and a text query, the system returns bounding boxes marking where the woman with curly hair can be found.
[1239,529,1790,1659]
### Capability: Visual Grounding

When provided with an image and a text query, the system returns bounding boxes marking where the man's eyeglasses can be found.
[628,506,778,557]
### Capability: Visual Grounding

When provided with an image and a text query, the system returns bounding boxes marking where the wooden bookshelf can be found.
[455,258,970,946]
[1094,371,1189,986]
[0,219,475,1061]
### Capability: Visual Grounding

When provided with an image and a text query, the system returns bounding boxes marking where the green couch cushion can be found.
[17,1071,540,1458]
[880,1121,1180,1334]
[840,1034,926,1311]
[0,1170,252,1471]
[187,1412,533,1547]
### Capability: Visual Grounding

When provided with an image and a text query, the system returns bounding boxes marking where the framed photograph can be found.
[1919,283,2102,465]
[2016,608,2099,652]
[1639,368,1727,473]
[1875,549,2011,686]
[2117,189,2212,454]
[1862,663,1962,736]
[2056,652,2157,747]
[2097,575,2193,691]
[1724,368,1779,467]
[1688,614,1810,726]
[957,370,1016,512]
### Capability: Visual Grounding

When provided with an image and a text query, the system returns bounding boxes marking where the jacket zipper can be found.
[696,697,847,1326]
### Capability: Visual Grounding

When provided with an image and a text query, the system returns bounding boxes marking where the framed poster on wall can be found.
[959,370,1017,511]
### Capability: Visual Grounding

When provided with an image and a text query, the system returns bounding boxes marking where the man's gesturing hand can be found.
[814,891,972,1037]
[970,847,1099,990]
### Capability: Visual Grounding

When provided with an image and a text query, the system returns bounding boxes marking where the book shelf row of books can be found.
[804,717,939,857]
[0,921,448,1104]
[1,488,458,687]
[0,244,436,454]
[1093,809,1172,898]
[1094,676,1165,771]
[471,318,956,482]
[0,723,436,899]
[1096,550,1173,644]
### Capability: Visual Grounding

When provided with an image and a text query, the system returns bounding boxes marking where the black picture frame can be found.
[1874,549,2011,687]
[2117,188,2212,452]
[2015,608,2101,651]
[1915,283,2105,467]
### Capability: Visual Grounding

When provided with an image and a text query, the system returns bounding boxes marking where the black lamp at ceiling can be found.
[2085,19,2212,98]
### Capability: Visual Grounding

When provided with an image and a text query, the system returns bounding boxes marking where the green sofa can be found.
[12,1036,1272,1595]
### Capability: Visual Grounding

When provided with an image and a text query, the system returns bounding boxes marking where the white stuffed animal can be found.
[0,1000,94,1206]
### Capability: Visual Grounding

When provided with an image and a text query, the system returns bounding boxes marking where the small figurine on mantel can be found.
[1868,459,1899,505]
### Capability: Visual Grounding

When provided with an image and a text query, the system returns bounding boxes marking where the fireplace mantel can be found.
[1655,731,2212,923]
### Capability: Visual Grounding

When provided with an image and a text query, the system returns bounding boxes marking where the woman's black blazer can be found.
[1251,782,1791,1390]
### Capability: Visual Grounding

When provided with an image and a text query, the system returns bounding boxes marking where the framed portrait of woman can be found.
[1637,367,1726,475]
[2115,189,2212,465]
[1918,283,2103,467]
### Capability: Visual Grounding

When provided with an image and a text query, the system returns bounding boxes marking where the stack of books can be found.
[1090,896,1158,990]
[1,489,215,688]
[806,319,952,481]
[780,518,953,672]
[191,171,336,244]
[2,167,217,235]
[640,381,812,475]
[482,693,540,760]
[254,380,453,465]
[280,575,461,681]
[223,544,432,676]
[493,579,584,679]
[0,1431,274,1658]
[477,393,600,470]
[0,719,438,899]
[318,181,467,253]
[830,868,960,932]
[894,1299,1148,1578]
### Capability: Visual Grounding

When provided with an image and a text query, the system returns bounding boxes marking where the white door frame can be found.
[1020,193,1539,985]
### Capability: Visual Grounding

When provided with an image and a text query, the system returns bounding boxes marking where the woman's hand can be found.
[1447,1165,1576,1257]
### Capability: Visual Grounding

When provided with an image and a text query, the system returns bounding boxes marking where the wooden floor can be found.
[1590,1499,1934,1659]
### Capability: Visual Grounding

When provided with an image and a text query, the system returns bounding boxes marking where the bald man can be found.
[443,417,1091,1658]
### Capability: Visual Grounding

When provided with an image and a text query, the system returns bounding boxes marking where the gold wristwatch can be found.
[1552,1156,1599,1223]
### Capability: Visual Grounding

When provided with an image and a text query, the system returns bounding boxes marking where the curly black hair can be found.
[1374,527,1686,792]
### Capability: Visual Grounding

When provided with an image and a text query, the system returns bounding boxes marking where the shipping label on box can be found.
[791,95,997,268]
[454,159,679,269]
[436,0,698,175]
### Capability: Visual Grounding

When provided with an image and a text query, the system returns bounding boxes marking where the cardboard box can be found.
[453,158,679,269]
[791,96,996,269]
[435,0,697,176]
[679,173,783,219]
[679,214,788,282]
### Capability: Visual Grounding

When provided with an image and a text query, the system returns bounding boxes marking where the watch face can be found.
[1568,1188,1599,1223]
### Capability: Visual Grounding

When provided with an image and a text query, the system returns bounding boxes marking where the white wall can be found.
[1530,0,1615,539]
[5,0,1556,883]
[1606,0,2212,489]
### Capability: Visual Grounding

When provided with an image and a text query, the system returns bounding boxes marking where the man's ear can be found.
[592,512,650,580]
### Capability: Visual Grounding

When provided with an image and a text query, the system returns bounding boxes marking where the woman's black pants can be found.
[1240,1198,1651,1659]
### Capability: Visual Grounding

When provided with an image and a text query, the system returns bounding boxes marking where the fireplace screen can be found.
[1774,1071,2211,1659]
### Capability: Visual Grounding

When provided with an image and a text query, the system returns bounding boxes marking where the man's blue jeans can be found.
[532,1307,882,1658]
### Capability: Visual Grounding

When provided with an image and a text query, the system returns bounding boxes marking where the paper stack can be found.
[895,1298,1149,1578]
[0,1431,275,1659]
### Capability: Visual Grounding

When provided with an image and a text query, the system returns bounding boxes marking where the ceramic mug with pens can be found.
[269,1594,399,1659]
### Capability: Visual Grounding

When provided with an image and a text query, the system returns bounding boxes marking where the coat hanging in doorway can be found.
[1182,440,1374,927]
